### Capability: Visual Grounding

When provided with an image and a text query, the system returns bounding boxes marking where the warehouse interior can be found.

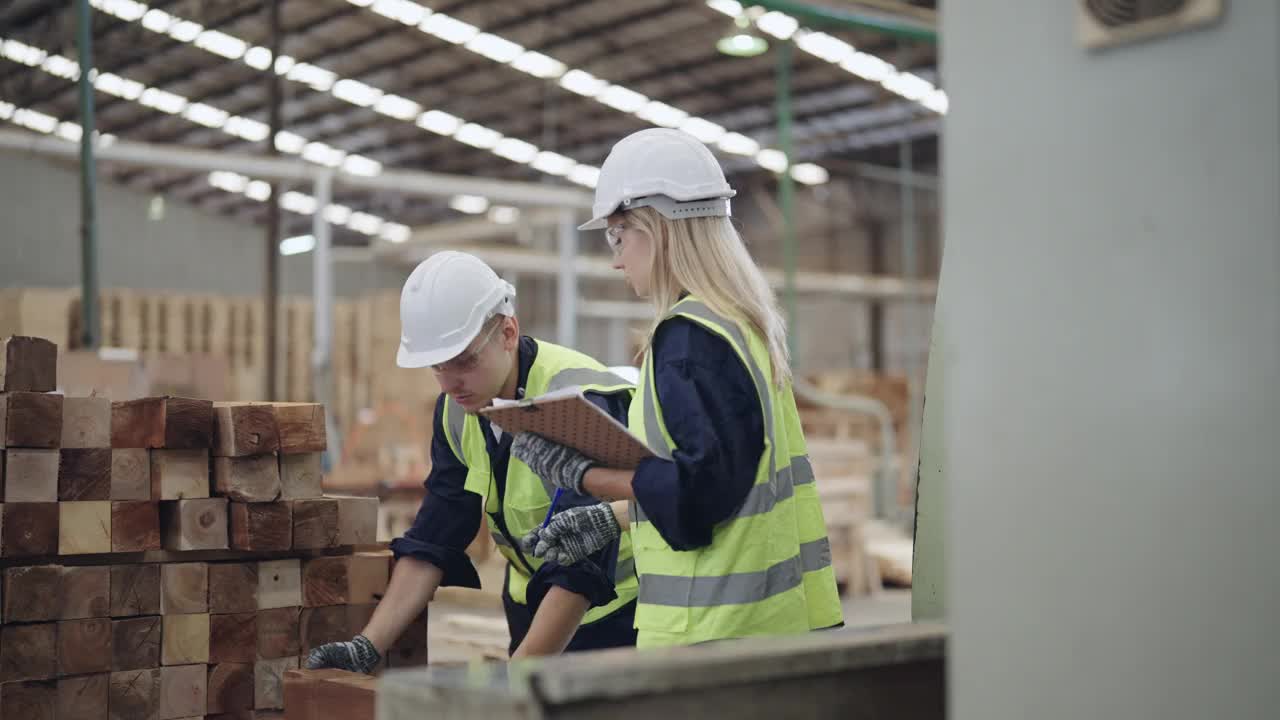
[0,1,1276,718]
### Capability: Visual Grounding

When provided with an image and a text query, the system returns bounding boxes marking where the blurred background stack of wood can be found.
[2,288,914,601]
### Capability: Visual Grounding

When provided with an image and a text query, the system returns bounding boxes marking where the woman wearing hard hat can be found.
[307,251,638,672]
[512,128,844,648]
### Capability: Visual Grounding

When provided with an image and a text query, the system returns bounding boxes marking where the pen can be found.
[541,488,564,528]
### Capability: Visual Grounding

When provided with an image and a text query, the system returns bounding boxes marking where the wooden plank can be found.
[112,396,214,449]
[57,673,109,720]
[161,612,211,665]
[60,500,114,554]
[348,551,391,605]
[256,606,300,659]
[61,564,111,619]
[151,449,211,500]
[110,563,161,617]
[0,622,58,681]
[4,564,62,622]
[279,452,323,500]
[62,396,112,448]
[384,609,428,668]
[160,497,229,551]
[282,669,378,720]
[257,559,301,610]
[2,501,59,556]
[209,562,259,614]
[298,605,354,653]
[230,501,292,551]
[1,335,58,392]
[59,447,113,500]
[2,391,62,448]
[110,448,151,500]
[207,662,255,714]
[302,556,350,607]
[214,455,281,502]
[111,615,161,670]
[210,612,258,663]
[111,397,167,448]
[292,498,340,549]
[159,664,208,720]
[109,667,160,720]
[1,679,57,720]
[112,500,162,552]
[254,656,298,710]
[5,448,59,501]
[160,562,208,614]
[58,617,113,674]
[213,402,280,457]
[270,403,326,454]
[335,495,379,545]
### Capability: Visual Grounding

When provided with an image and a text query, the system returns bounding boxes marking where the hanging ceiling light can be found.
[716,13,768,57]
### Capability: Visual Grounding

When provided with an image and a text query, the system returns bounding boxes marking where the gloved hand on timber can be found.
[305,634,381,674]
[521,503,621,566]
[511,432,595,494]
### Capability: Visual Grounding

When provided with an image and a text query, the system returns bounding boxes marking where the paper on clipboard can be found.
[480,386,654,469]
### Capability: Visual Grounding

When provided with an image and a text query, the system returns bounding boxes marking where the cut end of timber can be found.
[1,336,58,392]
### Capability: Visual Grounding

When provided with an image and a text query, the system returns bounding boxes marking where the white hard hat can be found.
[578,128,737,231]
[396,251,516,369]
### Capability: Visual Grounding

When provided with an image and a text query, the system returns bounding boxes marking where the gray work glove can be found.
[511,432,595,494]
[305,634,381,674]
[522,503,621,566]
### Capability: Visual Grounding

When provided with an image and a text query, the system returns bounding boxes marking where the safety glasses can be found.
[429,319,502,375]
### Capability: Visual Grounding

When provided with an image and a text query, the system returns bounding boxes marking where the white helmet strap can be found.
[621,194,732,222]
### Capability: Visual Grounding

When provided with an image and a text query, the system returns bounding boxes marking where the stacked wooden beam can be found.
[0,336,397,719]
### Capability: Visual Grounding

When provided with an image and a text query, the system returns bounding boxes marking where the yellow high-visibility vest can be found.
[628,297,843,647]
[441,340,638,623]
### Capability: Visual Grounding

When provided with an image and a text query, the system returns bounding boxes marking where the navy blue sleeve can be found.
[388,393,483,589]
[630,319,764,550]
[525,387,630,608]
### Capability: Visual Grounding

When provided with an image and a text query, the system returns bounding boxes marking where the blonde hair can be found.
[628,206,792,386]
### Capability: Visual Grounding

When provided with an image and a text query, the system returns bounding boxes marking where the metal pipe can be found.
[556,209,578,347]
[311,171,339,461]
[0,130,593,208]
[746,0,936,42]
[577,300,654,321]
[264,0,282,401]
[76,0,99,350]
[793,379,899,521]
[391,242,936,300]
[778,39,798,362]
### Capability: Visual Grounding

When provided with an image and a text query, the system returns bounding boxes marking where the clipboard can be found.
[478,387,654,469]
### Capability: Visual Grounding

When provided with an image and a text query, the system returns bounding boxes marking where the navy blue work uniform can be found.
[390,337,636,654]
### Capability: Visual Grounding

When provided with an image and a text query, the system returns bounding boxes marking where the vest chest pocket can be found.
[502,494,550,544]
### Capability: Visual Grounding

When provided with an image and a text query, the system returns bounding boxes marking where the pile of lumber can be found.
[0,287,445,496]
[0,335,422,719]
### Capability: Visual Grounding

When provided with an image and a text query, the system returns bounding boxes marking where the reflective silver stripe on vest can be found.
[632,454,815,526]
[637,538,831,608]
[445,394,466,461]
[546,367,632,392]
[614,556,636,584]
[643,301,777,473]
[800,536,832,573]
[640,357,673,461]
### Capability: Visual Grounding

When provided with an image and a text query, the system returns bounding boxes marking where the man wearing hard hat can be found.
[307,251,638,671]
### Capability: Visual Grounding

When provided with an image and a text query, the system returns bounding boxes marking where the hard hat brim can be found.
[578,215,608,231]
[395,334,474,369]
